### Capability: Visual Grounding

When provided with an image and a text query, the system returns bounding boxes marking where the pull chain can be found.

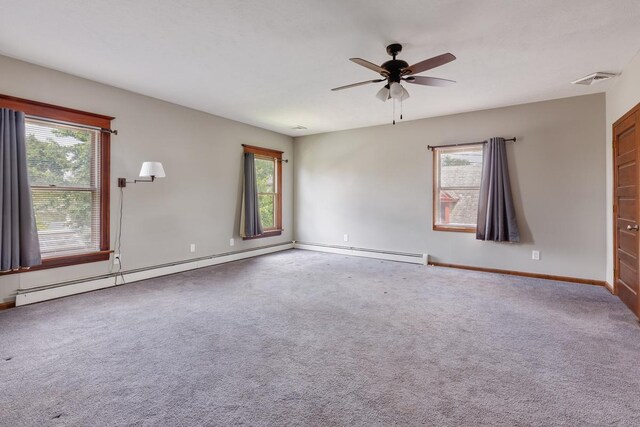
[392,98,396,125]
[400,97,403,121]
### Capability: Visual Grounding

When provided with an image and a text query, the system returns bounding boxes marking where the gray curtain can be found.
[240,152,263,237]
[476,137,519,242]
[0,108,41,270]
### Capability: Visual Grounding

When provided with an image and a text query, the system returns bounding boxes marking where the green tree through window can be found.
[26,119,100,256]
[255,157,275,229]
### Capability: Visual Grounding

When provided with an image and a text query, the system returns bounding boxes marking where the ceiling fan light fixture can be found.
[390,82,404,100]
[376,85,390,102]
[333,44,455,123]
[401,86,410,100]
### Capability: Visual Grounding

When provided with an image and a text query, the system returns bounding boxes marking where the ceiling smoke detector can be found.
[291,125,307,130]
[571,72,618,85]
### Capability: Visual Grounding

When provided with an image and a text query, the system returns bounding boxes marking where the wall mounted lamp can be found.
[118,162,166,188]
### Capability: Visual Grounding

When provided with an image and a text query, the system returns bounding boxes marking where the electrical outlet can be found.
[532,250,540,261]
[343,234,349,242]
[114,254,121,265]
[190,243,196,253]
[230,238,235,247]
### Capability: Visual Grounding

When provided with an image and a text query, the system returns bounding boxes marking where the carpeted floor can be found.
[1,249,640,426]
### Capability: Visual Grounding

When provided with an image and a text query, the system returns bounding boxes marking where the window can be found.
[243,144,283,238]
[433,145,483,232]
[0,95,113,269]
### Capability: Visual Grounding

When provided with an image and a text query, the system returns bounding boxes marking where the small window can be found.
[243,144,283,238]
[433,145,483,232]
[0,94,113,270]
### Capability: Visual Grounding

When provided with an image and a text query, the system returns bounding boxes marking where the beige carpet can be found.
[1,250,639,426]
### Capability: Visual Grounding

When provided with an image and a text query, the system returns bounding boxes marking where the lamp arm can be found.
[118,176,156,188]
[134,176,156,184]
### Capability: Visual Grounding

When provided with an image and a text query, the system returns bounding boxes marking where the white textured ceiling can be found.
[1,0,640,136]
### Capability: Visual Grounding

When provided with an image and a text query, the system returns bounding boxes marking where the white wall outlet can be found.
[230,238,235,247]
[190,243,196,253]
[343,234,349,242]
[113,254,121,265]
[532,250,540,261]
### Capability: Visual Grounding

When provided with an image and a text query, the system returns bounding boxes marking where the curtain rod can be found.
[26,114,118,135]
[427,137,516,150]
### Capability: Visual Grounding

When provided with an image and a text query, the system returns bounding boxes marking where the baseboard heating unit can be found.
[293,241,427,265]
[15,242,294,306]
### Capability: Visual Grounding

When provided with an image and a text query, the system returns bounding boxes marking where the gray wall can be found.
[606,50,640,287]
[0,55,293,303]
[294,94,606,281]
[0,53,613,303]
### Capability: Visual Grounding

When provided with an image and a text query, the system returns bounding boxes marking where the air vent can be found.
[571,72,618,85]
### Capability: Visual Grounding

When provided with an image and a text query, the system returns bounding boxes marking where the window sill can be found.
[0,250,112,275]
[242,230,283,240]
[433,225,476,233]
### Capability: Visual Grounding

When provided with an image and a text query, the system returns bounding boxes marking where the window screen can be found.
[25,118,101,257]
[255,156,277,230]
[434,145,483,229]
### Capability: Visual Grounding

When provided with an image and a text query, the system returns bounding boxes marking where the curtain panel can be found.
[0,108,41,270]
[240,152,263,238]
[476,137,520,242]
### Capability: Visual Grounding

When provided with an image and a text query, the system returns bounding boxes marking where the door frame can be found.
[612,101,640,317]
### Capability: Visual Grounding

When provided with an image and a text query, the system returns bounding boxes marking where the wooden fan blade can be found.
[349,58,388,75]
[404,76,456,87]
[331,79,384,91]
[403,53,456,76]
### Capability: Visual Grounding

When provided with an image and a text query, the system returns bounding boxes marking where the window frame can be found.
[0,94,113,272]
[432,145,483,233]
[242,144,283,239]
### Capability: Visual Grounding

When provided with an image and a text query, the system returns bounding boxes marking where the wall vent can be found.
[571,72,618,85]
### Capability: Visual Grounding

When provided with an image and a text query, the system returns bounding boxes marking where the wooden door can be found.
[614,105,640,319]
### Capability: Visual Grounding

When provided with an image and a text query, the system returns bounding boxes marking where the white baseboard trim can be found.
[15,277,115,307]
[16,242,294,306]
[294,242,427,265]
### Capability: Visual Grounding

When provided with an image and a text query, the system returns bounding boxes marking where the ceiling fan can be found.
[331,43,456,103]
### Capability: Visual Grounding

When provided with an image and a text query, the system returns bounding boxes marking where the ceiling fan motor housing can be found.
[383,44,407,83]
[381,59,409,83]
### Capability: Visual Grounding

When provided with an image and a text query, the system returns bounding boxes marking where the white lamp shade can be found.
[390,82,404,100]
[376,85,390,102]
[401,86,410,101]
[139,162,165,178]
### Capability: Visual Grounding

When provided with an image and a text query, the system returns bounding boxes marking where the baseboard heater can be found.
[15,242,294,306]
[294,241,427,265]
